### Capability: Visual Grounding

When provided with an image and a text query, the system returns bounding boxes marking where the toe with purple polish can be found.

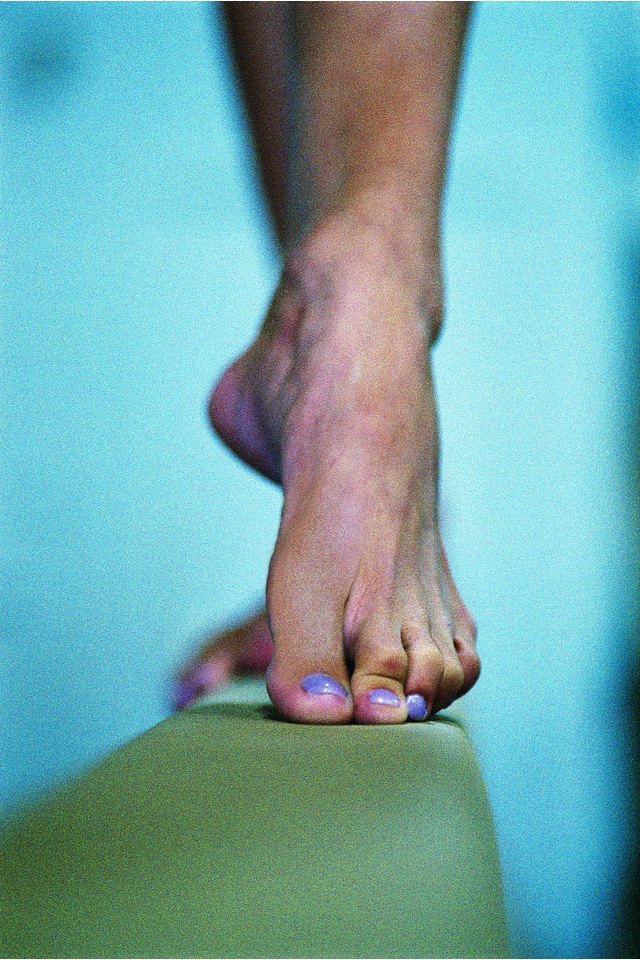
[172,678,198,710]
[171,663,220,710]
[367,688,401,707]
[301,673,348,698]
[406,693,428,721]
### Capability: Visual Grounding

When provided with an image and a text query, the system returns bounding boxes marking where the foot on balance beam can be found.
[2,679,511,959]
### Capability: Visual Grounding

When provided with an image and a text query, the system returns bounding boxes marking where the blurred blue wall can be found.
[2,3,638,957]
[1,0,282,799]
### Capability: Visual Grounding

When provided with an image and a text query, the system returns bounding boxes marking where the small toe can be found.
[430,647,465,713]
[349,614,409,724]
[401,621,445,717]
[453,633,481,696]
[172,658,231,711]
[406,693,428,721]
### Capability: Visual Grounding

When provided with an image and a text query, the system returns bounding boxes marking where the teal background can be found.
[2,3,638,957]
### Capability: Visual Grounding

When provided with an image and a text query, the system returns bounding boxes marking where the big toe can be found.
[265,552,353,724]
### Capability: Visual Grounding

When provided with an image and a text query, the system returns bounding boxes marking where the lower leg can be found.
[174,3,480,723]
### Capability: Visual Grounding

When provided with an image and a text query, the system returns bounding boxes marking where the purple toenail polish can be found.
[301,673,348,698]
[406,693,428,721]
[171,662,226,711]
[368,688,401,707]
[172,678,197,711]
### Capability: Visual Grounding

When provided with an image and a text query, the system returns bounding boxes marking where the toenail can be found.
[406,693,428,721]
[172,678,197,710]
[368,688,401,707]
[171,662,225,710]
[300,673,348,698]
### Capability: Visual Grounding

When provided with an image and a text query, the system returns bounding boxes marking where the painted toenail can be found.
[171,662,225,710]
[368,688,401,707]
[172,678,198,710]
[301,673,348,698]
[406,693,428,721]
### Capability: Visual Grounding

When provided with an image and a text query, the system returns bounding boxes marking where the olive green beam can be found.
[2,679,511,959]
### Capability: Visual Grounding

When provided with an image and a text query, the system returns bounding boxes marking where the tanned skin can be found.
[175,2,480,724]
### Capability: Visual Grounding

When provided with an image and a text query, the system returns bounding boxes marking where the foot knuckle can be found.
[401,621,425,649]
[460,647,481,689]
[411,641,444,671]
[409,646,445,694]
[423,644,445,675]
[441,659,465,696]
[463,613,478,644]
[372,646,408,679]
[454,602,477,642]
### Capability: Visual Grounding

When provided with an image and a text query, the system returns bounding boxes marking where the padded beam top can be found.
[2,680,510,959]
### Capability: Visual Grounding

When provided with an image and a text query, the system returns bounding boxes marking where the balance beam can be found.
[1,679,511,958]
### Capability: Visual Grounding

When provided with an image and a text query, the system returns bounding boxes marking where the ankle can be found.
[283,200,443,345]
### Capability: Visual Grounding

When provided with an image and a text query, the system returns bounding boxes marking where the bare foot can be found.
[172,608,273,710]
[176,211,480,723]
